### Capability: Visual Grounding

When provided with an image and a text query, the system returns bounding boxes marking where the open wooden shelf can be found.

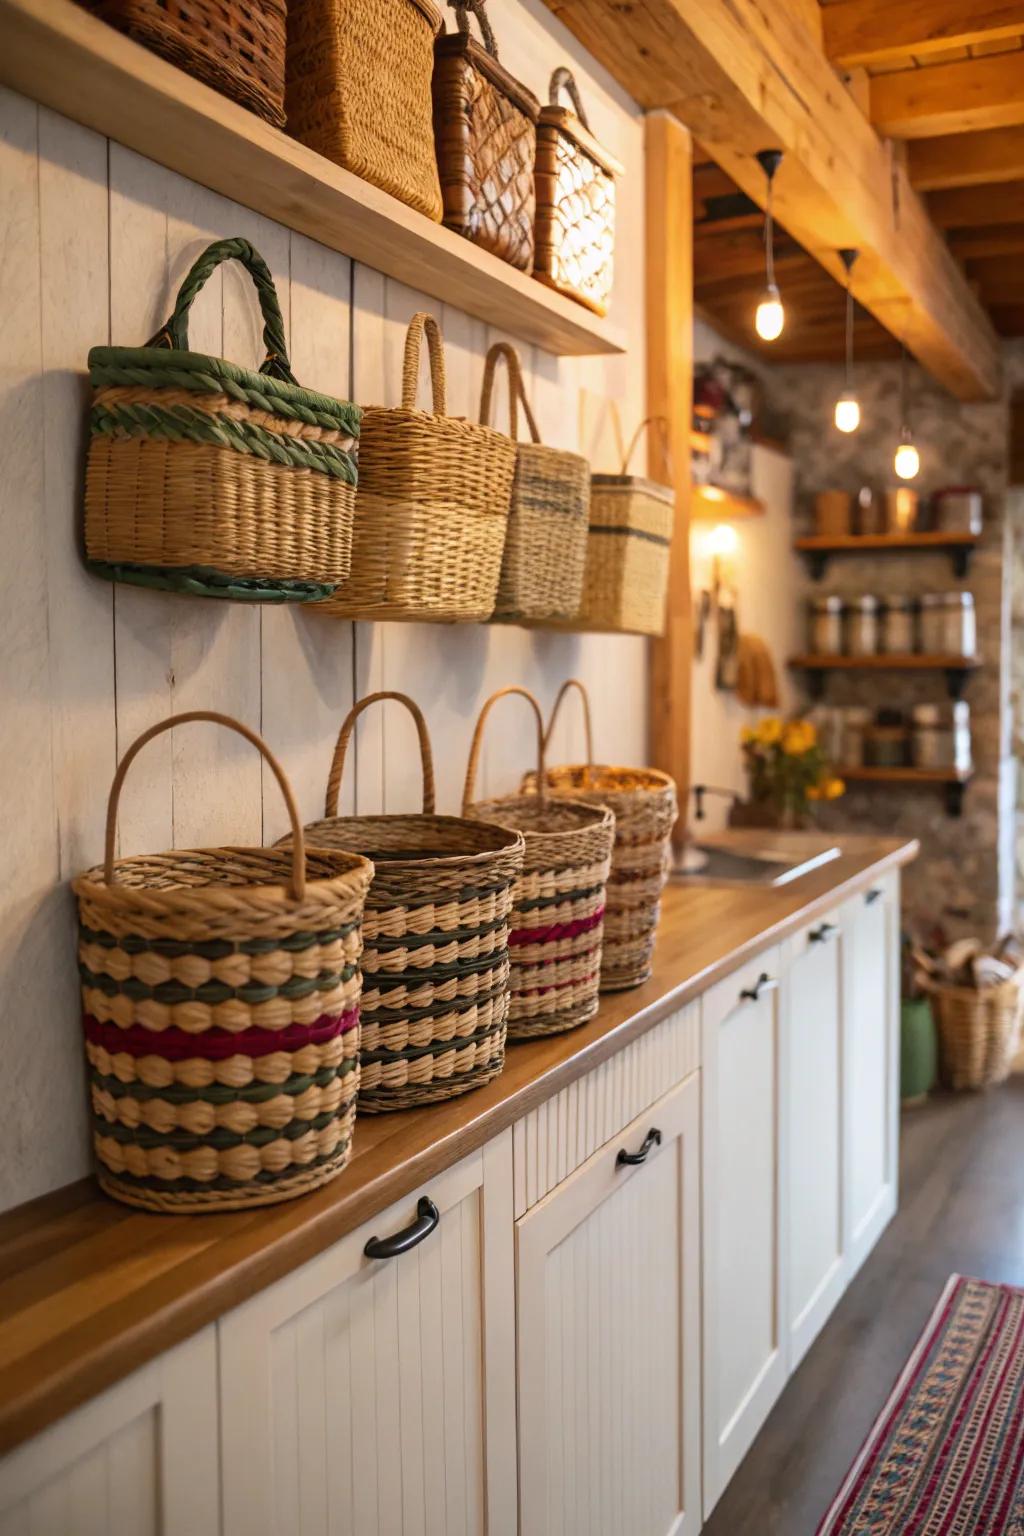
[692,484,765,520]
[0,0,625,358]
[838,764,973,817]
[795,530,980,580]
[789,653,981,699]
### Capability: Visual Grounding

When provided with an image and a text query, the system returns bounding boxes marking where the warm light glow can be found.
[707,522,739,557]
[894,440,920,481]
[755,287,785,341]
[834,392,861,434]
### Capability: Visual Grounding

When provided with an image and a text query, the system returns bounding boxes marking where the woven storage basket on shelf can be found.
[523,680,677,991]
[930,975,1024,1090]
[295,693,525,1110]
[534,68,623,317]
[80,0,287,125]
[285,0,444,220]
[463,688,614,1041]
[72,712,374,1214]
[433,0,540,270]
[85,238,360,604]
[317,313,516,622]
[480,344,589,624]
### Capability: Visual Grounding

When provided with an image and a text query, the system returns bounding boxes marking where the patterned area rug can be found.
[817,1275,1024,1534]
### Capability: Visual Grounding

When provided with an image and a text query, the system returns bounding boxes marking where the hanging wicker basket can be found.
[72,712,374,1213]
[463,688,614,1040]
[85,238,360,604]
[318,313,516,622]
[480,344,590,624]
[296,693,525,1110]
[523,680,677,991]
[929,975,1024,1090]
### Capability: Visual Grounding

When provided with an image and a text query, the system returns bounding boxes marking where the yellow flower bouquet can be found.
[739,716,844,824]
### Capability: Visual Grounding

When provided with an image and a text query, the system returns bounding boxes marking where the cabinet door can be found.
[702,946,786,1517]
[842,875,900,1277]
[219,1135,516,1536]
[0,1327,219,1536]
[517,1073,701,1536]
[781,912,845,1370]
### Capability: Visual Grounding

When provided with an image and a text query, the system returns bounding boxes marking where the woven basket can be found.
[463,688,614,1041]
[72,712,374,1214]
[80,0,287,125]
[296,693,525,1110]
[85,237,360,604]
[534,68,623,318]
[480,344,589,624]
[285,0,444,220]
[524,680,677,991]
[930,975,1024,1090]
[433,0,540,271]
[317,313,516,622]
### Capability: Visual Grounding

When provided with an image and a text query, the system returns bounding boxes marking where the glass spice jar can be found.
[943,591,976,658]
[809,594,844,655]
[918,593,944,654]
[880,595,915,655]
[844,594,879,657]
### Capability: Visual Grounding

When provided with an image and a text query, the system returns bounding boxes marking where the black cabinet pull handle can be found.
[616,1128,662,1167]
[740,972,779,1002]
[364,1196,440,1260]
[810,922,838,943]
[865,887,884,905]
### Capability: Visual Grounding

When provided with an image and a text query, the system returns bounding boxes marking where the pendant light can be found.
[894,343,920,480]
[754,149,785,342]
[833,248,861,434]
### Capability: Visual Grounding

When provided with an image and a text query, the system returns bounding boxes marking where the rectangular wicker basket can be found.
[931,975,1024,1090]
[285,0,444,221]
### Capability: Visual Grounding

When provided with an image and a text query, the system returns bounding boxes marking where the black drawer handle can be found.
[364,1196,440,1260]
[616,1128,662,1167]
[810,922,838,943]
[740,972,779,1003]
[865,887,884,905]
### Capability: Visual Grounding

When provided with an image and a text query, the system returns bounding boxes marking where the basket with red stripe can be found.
[463,688,615,1041]
[72,712,373,1213]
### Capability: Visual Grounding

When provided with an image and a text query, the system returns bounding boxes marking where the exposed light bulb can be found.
[707,522,739,557]
[894,438,920,481]
[833,392,861,434]
[755,285,785,341]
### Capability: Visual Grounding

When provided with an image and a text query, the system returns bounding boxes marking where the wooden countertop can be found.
[0,833,916,1456]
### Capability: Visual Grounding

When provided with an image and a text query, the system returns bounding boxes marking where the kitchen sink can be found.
[671,832,841,888]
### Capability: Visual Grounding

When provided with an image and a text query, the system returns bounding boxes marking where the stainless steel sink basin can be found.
[671,833,841,888]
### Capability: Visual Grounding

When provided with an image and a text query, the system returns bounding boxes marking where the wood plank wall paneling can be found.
[0,0,652,1211]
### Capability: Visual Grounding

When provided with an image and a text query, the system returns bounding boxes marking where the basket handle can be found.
[452,0,499,56]
[146,237,297,385]
[479,343,542,444]
[325,692,436,818]
[103,711,307,899]
[463,687,547,813]
[549,67,591,131]
[401,313,447,415]
[543,679,596,786]
[620,415,674,482]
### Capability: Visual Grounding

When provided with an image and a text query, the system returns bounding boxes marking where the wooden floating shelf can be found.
[692,484,765,520]
[0,0,625,359]
[789,653,981,700]
[838,764,973,817]
[795,531,980,580]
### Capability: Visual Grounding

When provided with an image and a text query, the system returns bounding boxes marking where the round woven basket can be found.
[524,679,677,991]
[297,693,524,1111]
[463,687,614,1040]
[930,976,1024,1090]
[72,712,374,1214]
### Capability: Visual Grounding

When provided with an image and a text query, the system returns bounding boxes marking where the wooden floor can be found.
[704,1076,1024,1536]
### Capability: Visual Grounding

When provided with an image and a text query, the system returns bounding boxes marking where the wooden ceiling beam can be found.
[870,54,1024,139]
[540,0,1001,399]
[824,0,1024,69]
[948,224,1024,259]
[928,181,1024,226]
[909,126,1024,190]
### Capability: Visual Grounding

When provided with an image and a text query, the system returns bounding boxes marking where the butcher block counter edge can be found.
[0,833,917,1455]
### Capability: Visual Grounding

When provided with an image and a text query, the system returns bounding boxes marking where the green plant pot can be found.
[901,997,938,1105]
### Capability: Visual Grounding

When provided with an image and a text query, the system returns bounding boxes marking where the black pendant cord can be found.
[838,247,859,395]
[900,340,911,437]
[756,149,784,293]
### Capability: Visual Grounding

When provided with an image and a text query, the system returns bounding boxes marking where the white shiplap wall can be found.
[0,0,648,1209]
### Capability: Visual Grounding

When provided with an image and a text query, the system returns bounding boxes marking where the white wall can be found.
[0,0,648,1209]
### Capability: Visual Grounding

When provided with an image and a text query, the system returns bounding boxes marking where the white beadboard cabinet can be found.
[516,1073,701,1536]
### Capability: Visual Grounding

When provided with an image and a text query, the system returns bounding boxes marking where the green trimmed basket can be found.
[84,237,360,603]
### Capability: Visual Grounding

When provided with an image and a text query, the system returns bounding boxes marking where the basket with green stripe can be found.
[84,237,360,603]
[295,692,524,1111]
[72,711,374,1213]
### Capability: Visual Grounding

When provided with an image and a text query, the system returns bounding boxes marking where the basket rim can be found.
[591,472,674,504]
[295,813,525,871]
[467,793,615,843]
[534,761,677,796]
[72,845,374,907]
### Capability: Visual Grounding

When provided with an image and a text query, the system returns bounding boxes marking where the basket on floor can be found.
[318,313,516,622]
[534,68,622,317]
[930,976,1024,1090]
[433,0,540,270]
[463,688,614,1040]
[285,0,444,220]
[480,344,589,624]
[524,679,677,991]
[72,712,374,1213]
[296,693,524,1110]
[85,237,360,604]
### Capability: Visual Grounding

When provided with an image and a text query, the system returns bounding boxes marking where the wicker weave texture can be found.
[319,314,516,622]
[534,70,622,317]
[82,0,288,125]
[73,712,374,1213]
[285,0,444,220]
[572,476,674,635]
[931,979,1024,1090]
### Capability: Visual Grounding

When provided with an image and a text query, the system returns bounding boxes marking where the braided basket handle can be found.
[325,692,436,818]
[543,679,596,787]
[479,344,543,444]
[103,711,307,899]
[621,415,674,483]
[146,237,296,384]
[401,313,447,415]
[452,0,499,56]
[463,687,547,813]
[549,67,590,131]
